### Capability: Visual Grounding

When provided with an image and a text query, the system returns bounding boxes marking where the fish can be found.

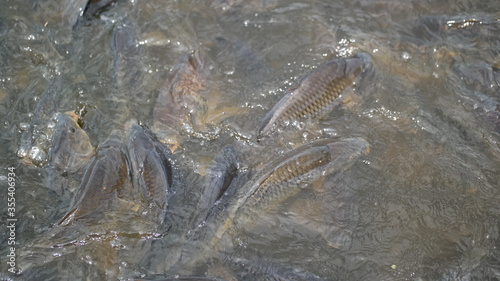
[258,53,371,139]
[130,255,328,281]
[125,121,177,224]
[193,145,239,227]
[229,138,369,228]
[453,62,500,98]
[58,134,128,226]
[133,276,224,281]
[49,111,95,175]
[110,20,142,90]
[170,138,369,272]
[223,256,329,281]
[153,49,208,138]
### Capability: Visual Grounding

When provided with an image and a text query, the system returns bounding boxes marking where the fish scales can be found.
[115,154,128,194]
[143,156,161,203]
[258,54,370,138]
[233,138,369,225]
[251,147,331,208]
[142,150,171,209]
[295,68,351,119]
[125,121,177,223]
[79,154,123,206]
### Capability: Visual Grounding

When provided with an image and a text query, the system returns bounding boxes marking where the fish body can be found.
[59,135,128,225]
[125,121,177,224]
[171,138,369,272]
[224,256,329,281]
[110,20,142,90]
[230,138,369,226]
[258,53,371,139]
[153,50,208,135]
[132,276,225,281]
[193,145,239,227]
[49,111,95,175]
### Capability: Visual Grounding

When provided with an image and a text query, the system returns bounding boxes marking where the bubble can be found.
[29,146,48,166]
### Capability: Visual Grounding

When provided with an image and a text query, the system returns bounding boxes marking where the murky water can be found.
[1,0,500,280]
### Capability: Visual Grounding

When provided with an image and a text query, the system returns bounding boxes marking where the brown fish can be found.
[229,137,369,228]
[170,138,369,272]
[258,53,371,139]
[153,49,208,137]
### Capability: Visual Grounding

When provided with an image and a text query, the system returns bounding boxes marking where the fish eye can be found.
[70,127,76,133]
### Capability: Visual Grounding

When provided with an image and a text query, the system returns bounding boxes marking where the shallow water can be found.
[1,0,500,280]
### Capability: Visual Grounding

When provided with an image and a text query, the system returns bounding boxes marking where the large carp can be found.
[169,137,370,273]
[258,53,371,139]
[58,135,128,226]
[125,121,178,224]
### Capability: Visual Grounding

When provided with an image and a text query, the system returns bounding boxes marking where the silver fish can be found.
[110,20,142,90]
[193,145,239,227]
[125,121,177,224]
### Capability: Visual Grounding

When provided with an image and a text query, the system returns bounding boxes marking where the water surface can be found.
[1,0,500,280]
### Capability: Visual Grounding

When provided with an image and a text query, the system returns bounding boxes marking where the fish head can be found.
[49,111,95,175]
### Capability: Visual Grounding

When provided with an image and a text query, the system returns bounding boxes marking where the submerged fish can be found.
[49,111,95,175]
[153,49,208,137]
[228,138,369,230]
[110,19,142,90]
[223,256,329,281]
[258,53,371,139]
[209,36,270,82]
[171,138,369,272]
[131,276,225,281]
[193,145,239,227]
[125,121,177,224]
[59,135,128,226]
